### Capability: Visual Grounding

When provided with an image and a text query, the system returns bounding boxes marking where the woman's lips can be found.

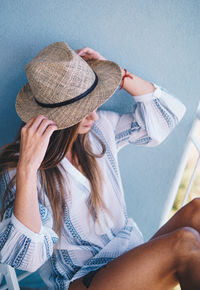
[84,123,94,127]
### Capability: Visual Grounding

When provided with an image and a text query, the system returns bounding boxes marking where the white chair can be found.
[0,265,20,290]
[0,265,44,289]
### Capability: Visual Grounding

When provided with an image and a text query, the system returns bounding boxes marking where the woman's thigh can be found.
[69,230,180,290]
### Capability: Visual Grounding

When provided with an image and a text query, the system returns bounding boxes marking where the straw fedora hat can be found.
[15,41,122,129]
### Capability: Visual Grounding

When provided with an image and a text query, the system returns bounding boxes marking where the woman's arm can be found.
[0,168,58,272]
[14,165,41,233]
[120,68,155,96]
[14,115,57,233]
[0,115,59,271]
[77,47,186,151]
[76,47,155,96]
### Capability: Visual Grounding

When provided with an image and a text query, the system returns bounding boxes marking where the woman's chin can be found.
[78,126,92,134]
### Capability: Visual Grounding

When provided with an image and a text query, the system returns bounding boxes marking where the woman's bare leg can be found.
[69,226,200,290]
[151,198,200,239]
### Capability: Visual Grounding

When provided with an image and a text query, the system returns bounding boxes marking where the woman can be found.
[0,41,200,290]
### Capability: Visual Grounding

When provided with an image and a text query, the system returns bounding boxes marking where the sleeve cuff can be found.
[11,213,43,241]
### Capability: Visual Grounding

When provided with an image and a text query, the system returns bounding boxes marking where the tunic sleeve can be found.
[0,169,58,272]
[97,83,186,152]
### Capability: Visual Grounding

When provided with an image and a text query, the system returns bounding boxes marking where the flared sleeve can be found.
[0,169,58,272]
[97,83,186,152]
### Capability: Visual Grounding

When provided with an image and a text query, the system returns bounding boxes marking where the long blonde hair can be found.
[0,121,108,238]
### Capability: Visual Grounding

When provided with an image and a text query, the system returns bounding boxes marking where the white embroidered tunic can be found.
[0,83,186,289]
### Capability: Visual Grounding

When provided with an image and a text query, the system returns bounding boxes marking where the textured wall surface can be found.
[0,0,199,245]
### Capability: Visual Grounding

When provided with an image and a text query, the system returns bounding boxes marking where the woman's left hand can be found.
[76,47,106,61]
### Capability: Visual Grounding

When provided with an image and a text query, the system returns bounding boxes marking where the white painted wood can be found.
[0,265,20,290]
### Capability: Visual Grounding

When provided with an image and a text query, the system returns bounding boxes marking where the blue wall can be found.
[0,0,199,243]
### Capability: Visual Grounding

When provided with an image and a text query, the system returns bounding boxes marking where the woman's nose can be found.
[87,110,98,121]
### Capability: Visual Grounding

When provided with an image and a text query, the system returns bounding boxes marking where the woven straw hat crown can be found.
[16,42,122,129]
[26,42,97,105]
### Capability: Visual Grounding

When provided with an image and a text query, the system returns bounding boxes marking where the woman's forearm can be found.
[14,164,42,233]
[120,68,156,96]
[75,47,156,96]
[13,115,57,234]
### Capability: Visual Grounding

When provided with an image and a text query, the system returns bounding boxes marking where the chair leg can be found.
[0,274,3,285]
[4,266,20,290]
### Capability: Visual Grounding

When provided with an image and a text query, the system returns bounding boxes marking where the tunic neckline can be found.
[62,157,91,191]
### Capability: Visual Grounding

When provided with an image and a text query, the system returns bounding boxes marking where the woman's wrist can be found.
[119,68,155,96]
[119,68,125,87]
[119,68,133,90]
[17,161,38,178]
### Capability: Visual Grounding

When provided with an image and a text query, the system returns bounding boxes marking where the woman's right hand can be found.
[17,115,58,172]
[76,47,106,61]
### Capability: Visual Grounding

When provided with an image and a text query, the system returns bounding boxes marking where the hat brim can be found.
[15,59,122,129]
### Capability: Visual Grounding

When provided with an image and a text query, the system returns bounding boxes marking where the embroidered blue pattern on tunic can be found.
[52,236,59,244]
[115,121,141,141]
[4,206,13,219]
[92,123,129,219]
[92,124,119,178]
[60,250,79,271]
[101,234,111,244]
[50,251,75,288]
[0,169,16,208]
[39,203,50,223]
[130,136,152,145]
[86,257,113,266]
[44,235,51,259]
[64,201,102,255]
[5,235,31,268]
[12,237,31,268]
[153,99,176,128]
[110,228,117,237]
[0,222,13,250]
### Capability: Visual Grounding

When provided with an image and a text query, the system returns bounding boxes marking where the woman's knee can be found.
[171,226,200,263]
[181,198,200,226]
[179,198,200,231]
[174,226,200,241]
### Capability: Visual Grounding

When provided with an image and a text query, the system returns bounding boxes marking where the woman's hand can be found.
[17,115,58,172]
[76,47,106,61]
